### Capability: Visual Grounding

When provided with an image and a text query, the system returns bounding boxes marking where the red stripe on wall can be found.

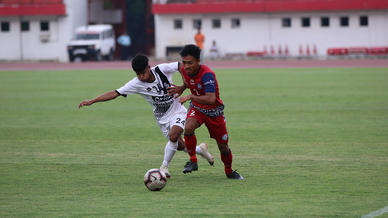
[0,4,66,16]
[152,0,388,14]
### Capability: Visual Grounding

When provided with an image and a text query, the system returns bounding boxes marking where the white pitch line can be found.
[362,206,388,218]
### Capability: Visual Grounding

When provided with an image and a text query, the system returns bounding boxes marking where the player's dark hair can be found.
[131,53,149,74]
[179,44,201,61]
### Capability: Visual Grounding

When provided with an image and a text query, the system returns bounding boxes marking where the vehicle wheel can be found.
[74,56,83,62]
[106,49,114,61]
[96,51,103,61]
[69,56,74,62]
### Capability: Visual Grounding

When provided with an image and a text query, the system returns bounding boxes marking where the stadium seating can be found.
[246,51,266,57]
[348,47,368,55]
[368,47,388,55]
[327,48,348,55]
[328,47,388,56]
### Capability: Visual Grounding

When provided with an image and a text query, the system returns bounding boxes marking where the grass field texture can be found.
[0,67,388,217]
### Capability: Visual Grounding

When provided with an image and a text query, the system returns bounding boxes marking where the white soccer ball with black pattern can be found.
[144,168,167,191]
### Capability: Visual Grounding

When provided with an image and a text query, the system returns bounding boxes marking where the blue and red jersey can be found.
[180,64,224,114]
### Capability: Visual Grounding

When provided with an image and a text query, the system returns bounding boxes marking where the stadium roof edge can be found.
[152,0,388,14]
[0,4,66,16]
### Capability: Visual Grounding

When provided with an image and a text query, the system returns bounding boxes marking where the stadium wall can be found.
[153,8,388,59]
[0,0,87,62]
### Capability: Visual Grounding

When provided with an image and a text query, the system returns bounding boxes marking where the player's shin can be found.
[161,140,178,178]
[220,148,233,175]
[184,133,198,163]
[162,140,178,167]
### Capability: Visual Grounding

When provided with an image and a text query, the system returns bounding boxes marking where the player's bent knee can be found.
[184,126,196,136]
[184,118,199,134]
[169,134,179,143]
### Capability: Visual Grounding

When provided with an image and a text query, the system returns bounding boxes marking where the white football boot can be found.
[160,164,171,178]
[198,143,214,166]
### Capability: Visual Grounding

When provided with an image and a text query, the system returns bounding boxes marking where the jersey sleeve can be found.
[116,79,138,97]
[154,62,179,77]
[202,72,216,93]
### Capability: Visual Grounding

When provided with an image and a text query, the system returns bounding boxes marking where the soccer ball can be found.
[144,168,167,191]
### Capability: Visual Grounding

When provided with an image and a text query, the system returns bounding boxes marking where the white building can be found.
[152,0,388,58]
[0,0,87,62]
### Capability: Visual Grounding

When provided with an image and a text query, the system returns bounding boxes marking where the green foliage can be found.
[1,68,388,217]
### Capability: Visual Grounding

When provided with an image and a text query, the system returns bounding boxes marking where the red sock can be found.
[184,134,197,163]
[221,149,233,174]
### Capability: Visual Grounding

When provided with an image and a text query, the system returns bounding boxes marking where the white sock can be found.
[183,145,201,154]
[196,146,202,155]
[163,140,178,167]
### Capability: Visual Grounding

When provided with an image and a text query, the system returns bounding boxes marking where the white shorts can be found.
[157,105,187,139]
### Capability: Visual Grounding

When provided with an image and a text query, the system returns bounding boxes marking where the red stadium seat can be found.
[367,47,388,55]
[327,48,348,55]
[284,45,289,56]
[246,51,266,57]
[348,47,368,55]
[306,44,310,56]
[328,46,388,56]
[299,44,303,56]
[313,44,317,55]
[270,45,275,56]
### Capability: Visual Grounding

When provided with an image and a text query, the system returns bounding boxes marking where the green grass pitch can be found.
[0,67,387,217]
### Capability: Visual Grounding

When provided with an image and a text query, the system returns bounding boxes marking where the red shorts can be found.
[187,107,229,144]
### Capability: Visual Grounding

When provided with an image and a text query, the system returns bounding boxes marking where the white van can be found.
[67,25,115,62]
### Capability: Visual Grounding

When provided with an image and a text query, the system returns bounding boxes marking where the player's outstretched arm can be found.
[78,90,119,108]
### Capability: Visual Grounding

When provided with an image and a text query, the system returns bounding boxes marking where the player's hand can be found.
[167,84,184,98]
[179,95,191,104]
[78,100,93,108]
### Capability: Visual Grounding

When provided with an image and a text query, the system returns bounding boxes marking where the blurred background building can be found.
[152,0,388,59]
[0,0,387,62]
[0,0,153,62]
[0,0,73,62]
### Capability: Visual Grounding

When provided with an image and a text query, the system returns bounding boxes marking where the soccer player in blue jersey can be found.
[168,44,243,180]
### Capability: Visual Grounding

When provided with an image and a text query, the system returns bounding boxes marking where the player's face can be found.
[181,55,200,77]
[136,66,154,83]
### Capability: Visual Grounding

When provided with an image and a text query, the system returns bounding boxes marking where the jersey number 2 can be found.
[176,118,185,125]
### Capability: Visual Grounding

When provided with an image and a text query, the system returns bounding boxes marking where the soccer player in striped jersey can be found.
[168,44,243,180]
[78,54,214,178]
